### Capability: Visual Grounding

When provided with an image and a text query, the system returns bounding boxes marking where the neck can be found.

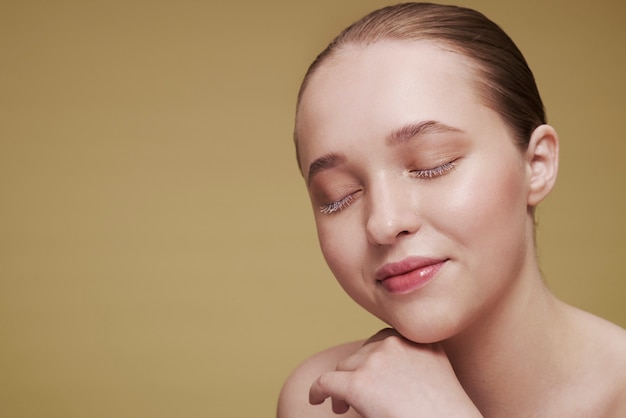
[442,265,572,416]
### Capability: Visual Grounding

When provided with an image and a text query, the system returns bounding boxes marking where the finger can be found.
[334,328,403,371]
[331,397,351,415]
[309,371,352,406]
[333,332,395,372]
[363,327,402,345]
[334,349,368,372]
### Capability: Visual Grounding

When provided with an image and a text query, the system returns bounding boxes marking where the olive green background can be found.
[1,1,624,417]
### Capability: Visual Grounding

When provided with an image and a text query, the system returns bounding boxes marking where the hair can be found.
[295,2,546,163]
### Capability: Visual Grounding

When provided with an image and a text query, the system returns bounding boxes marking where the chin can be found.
[381,310,464,345]
[394,326,451,345]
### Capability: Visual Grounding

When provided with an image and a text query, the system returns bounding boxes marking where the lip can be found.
[375,256,448,294]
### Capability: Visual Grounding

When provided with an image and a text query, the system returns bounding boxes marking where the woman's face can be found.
[296,41,537,343]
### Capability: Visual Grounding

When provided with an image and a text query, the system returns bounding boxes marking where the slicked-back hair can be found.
[295,2,546,156]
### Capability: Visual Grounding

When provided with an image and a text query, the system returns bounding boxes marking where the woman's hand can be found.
[309,328,482,417]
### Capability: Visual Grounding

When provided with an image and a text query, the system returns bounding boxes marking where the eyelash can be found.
[320,193,356,215]
[319,160,457,215]
[409,160,457,179]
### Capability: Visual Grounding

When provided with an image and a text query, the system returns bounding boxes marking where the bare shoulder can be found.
[600,320,626,417]
[576,310,626,416]
[277,340,364,418]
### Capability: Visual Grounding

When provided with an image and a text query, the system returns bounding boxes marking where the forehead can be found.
[296,40,482,167]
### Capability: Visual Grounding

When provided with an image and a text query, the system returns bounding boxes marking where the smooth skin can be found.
[278,41,626,417]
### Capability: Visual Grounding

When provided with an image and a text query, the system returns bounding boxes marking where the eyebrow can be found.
[307,153,346,186]
[306,120,464,186]
[386,120,464,145]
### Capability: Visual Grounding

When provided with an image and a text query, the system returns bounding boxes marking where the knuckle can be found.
[335,358,349,371]
[346,371,369,398]
[379,333,404,350]
[363,348,388,370]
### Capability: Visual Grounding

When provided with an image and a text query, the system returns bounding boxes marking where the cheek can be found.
[441,155,529,251]
[318,220,355,275]
[318,224,343,274]
[317,218,368,299]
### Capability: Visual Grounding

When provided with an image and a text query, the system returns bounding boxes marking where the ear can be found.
[525,124,559,207]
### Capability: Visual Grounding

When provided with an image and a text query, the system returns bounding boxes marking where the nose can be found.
[365,178,421,246]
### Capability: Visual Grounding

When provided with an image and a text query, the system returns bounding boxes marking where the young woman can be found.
[278,3,626,417]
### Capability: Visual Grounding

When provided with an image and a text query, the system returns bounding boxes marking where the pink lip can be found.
[375,257,447,294]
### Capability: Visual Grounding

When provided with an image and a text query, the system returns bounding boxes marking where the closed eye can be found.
[319,191,359,214]
[409,160,457,179]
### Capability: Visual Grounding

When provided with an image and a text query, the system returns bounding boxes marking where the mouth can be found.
[375,257,448,294]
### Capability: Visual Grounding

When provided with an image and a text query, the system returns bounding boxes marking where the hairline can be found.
[293,38,517,173]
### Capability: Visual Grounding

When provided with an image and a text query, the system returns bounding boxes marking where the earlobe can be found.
[526,124,559,207]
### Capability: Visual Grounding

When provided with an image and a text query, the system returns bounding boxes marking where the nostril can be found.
[364,182,422,245]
